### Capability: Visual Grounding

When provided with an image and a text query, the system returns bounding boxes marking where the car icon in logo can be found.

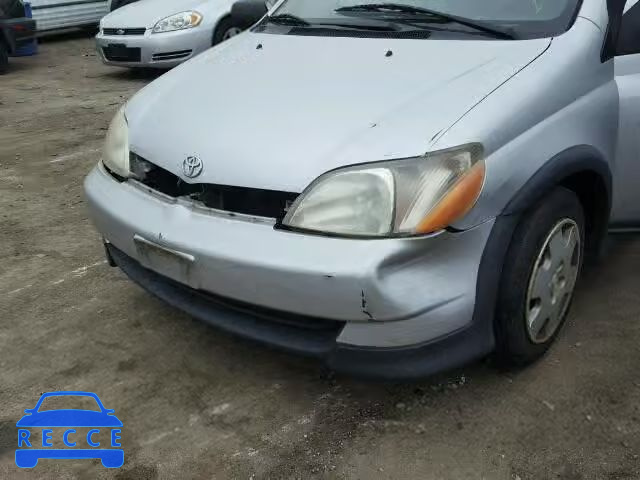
[15,391,123,468]
[182,155,203,179]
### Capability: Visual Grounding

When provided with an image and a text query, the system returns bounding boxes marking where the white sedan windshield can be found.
[270,0,578,38]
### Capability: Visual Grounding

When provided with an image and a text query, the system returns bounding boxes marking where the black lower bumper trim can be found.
[108,245,343,357]
[107,244,498,381]
[327,320,494,381]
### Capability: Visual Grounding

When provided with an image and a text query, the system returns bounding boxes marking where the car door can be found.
[613,0,640,227]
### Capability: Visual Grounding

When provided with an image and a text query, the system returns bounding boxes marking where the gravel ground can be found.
[1,33,639,480]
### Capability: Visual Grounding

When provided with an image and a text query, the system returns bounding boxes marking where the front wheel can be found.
[495,187,585,366]
[212,17,243,46]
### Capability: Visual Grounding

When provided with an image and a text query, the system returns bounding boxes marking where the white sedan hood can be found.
[126,32,550,192]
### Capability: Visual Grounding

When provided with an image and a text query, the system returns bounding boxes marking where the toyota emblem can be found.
[182,156,203,179]
[116,29,125,35]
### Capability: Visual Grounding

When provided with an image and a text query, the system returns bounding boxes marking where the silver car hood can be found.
[102,0,220,28]
[126,33,550,192]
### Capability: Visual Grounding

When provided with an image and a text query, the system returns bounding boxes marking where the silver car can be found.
[85,0,640,379]
[96,0,245,68]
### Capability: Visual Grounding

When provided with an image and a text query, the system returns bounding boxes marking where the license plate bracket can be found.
[133,235,195,282]
[103,44,141,62]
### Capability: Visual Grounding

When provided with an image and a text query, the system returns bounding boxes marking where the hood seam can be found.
[429,37,554,149]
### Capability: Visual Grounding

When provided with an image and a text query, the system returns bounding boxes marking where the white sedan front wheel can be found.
[213,18,244,46]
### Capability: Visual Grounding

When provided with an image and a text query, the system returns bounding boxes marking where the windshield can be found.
[265,0,581,39]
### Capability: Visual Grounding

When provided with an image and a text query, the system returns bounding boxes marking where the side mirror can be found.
[24,409,33,414]
[231,1,269,30]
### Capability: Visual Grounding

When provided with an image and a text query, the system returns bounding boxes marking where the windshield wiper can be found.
[267,13,311,27]
[266,13,400,32]
[335,3,515,40]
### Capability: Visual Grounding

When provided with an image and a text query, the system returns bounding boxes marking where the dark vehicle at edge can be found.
[0,0,36,73]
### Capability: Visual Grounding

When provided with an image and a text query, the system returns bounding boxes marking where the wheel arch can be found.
[502,145,612,264]
[214,13,232,31]
[211,13,233,45]
[470,146,612,355]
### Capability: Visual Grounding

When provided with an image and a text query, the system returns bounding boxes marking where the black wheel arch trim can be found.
[500,145,612,262]
[460,145,613,370]
[502,145,612,216]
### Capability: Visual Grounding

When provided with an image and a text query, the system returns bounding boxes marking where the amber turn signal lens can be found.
[415,161,486,234]
[190,12,203,26]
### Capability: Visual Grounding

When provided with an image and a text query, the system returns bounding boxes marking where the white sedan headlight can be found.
[102,106,129,178]
[282,144,485,237]
[152,11,203,33]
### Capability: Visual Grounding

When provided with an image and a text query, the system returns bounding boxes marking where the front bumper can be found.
[85,164,503,378]
[95,27,211,68]
[105,243,494,379]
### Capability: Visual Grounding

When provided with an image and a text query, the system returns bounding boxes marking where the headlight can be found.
[152,11,203,33]
[282,144,485,237]
[102,106,129,178]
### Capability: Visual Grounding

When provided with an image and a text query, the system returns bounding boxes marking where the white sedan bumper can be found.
[95,27,212,68]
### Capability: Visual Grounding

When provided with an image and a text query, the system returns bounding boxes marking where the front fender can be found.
[502,145,612,215]
[440,17,617,231]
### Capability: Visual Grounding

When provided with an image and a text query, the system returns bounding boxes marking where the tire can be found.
[110,0,137,11]
[495,187,585,366]
[0,41,8,75]
[212,16,243,46]
[81,23,99,34]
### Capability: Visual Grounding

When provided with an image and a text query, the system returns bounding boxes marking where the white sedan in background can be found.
[97,0,260,68]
